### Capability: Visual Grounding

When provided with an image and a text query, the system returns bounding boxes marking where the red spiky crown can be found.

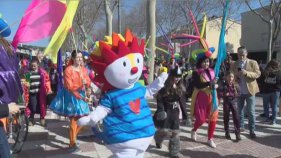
[90,29,145,92]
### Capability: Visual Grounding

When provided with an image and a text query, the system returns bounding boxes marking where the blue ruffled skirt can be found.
[50,88,90,117]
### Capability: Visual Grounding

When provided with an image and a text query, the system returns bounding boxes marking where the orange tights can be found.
[69,117,83,147]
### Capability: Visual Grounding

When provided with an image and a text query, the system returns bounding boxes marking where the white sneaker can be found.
[191,130,197,141]
[208,139,216,148]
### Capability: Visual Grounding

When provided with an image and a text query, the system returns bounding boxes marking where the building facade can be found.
[241,8,281,62]
[156,17,241,61]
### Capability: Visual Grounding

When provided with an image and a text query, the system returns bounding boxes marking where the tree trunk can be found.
[267,20,273,62]
[146,0,156,84]
[105,0,113,36]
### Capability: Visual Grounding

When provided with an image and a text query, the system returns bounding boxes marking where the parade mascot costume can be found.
[78,30,156,158]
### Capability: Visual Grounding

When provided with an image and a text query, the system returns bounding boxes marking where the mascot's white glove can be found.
[145,72,168,98]
[78,105,111,126]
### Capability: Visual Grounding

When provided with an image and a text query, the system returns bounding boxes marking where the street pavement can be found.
[11,97,281,158]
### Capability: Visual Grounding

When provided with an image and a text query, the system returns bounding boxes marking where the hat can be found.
[0,14,11,37]
[170,66,182,77]
[159,66,168,73]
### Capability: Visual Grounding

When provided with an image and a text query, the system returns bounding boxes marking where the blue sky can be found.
[0,0,265,47]
[0,0,139,47]
[0,0,50,47]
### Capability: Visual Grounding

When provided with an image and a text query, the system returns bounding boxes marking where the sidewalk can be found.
[12,97,281,158]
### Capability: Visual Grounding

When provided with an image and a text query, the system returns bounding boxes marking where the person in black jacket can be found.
[218,72,241,141]
[153,66,187,158]
[0,101,20,158]
[259,59,281,125]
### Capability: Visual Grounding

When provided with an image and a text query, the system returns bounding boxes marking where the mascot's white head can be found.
[90,29,145,91]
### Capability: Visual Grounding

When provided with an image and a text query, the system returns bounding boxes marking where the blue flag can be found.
[212,0,230,111]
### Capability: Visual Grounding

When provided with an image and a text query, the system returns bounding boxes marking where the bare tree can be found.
[121,1,147,37]
[245,0,281,62]
[75,0,103,45]
[61,0,103,51]
[147,0,156,84]
[105,0,118,36]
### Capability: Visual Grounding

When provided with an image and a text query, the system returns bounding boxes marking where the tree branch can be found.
[245,0,269,23]
[112,0,118,12]
[88,1,103,33]
[273,13,281,42]
[271,1,281,20]
[258,0,270,12]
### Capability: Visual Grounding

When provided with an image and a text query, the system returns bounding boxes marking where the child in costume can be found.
[50,50,91,152]
[153,66,187,158]
[78,30,156,158]
[85,87,94,111]
[24,58,52,127]
[190,55,219,148]
[218,71,241,141]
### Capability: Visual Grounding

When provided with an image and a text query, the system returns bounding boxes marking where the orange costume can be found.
[50,65,91,147]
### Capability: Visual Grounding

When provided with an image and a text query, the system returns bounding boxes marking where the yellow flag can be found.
[44,0,79,63]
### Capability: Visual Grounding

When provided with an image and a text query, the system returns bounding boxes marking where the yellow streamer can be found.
[156,47,169,54]
[44,0,79,63]
[200,14,207,38]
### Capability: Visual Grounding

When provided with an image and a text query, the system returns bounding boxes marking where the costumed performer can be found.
[77,30,157,158]
[153,66,188,158]
[24,58,52,127]
[190,54,219,148]
[50,50,91,152]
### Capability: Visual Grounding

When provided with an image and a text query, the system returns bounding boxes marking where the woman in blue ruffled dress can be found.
[50,50,91,152]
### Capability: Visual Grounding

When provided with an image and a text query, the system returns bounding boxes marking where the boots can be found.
[29,118,35,126]
[169,136,180,158]
[40,119,46,127]
[235,133,241,142]
[154,130,167,149]
[225,132,231,140]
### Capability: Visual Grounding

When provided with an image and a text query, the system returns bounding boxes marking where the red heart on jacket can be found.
[129,99,141,114]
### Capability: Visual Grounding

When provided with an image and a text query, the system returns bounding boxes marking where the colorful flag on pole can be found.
[12,0,67,48]
[44,1,79,63]
[212,0,230,111]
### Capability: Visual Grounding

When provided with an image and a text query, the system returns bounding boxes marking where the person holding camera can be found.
[233,46,261,139]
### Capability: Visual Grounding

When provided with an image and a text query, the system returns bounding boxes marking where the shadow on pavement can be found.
[13,146,92,158]
[252,134,281,149]
[147,144,170,157]
[180,150,257,158]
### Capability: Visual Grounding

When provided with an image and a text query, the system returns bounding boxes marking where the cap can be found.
[170,66,182,77]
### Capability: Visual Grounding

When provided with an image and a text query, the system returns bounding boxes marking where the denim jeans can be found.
[263,91,280,123]
[238,94,256,131]
[0,126,10,158]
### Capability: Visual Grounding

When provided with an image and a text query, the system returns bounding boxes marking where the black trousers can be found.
[223,98,240,134]
[28,93,41,119]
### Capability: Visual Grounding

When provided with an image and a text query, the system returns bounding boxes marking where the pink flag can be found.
[12,0,66,48]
